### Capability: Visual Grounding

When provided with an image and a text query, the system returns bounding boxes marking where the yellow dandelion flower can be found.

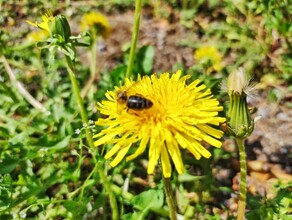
[194,46,222,72]
[26,10,55,33]
[94,70,225,178]
[81,12,111,38]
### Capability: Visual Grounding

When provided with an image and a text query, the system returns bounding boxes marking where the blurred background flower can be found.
[26,10,54,34]
[194,46,222,73]
[81,12,111,39]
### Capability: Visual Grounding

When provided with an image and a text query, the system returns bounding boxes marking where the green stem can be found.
[162,176,177,220]
[65,56,118,220]
[79,163,98,198]
[90,36,97,78]
[125,0,142,78]
[96,162,119,220]
[236,138,247,220]
[81,35,98,98]
[65,56,95,149]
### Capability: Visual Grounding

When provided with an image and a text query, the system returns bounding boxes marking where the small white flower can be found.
[20,210,27,219]
[82,123,88,128]
[71,149,78,156]
[86,201,93,212]
[75,128,81,135]
[39,148,48,157]
[88,120,94,125]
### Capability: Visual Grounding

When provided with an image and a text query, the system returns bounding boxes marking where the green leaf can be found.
[92,193,106,210]
[0,174,13,212]
[61,43,76,61]
[141,46,154,74]
[122,211,145,220]
[110,65,127,84]
[135,45,155,75]
[10,170,65,209]
[0,154,19,174]
[63,199,88,217]
[131,189,164,210]
[33,135,71,151]
[36,40,51,48]
[178,173,205,182]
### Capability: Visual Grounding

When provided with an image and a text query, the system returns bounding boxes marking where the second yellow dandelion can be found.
[81,12,111,39]
[194,46,222,73]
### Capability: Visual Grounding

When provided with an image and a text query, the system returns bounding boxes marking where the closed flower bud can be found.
[50,15,71,42]
[226,68,255,138]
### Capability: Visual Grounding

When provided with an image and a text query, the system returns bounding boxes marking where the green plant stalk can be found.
[65,56,119,220]
[90,34,97,78]
[125,0,142,78]
[162,176,177,220]
[96,160,119,220]
[81,34,98,98]
[78,162,98,198]
[65,56,94,149]
[237,137,247,220]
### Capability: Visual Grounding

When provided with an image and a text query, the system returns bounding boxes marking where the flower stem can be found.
[162,176,177,220]
[65,56,119,220]
[81,35,98,98]
[65,56,95,149]
[96,162,119,220]
[125,0,142,78]
[236,137,247,220]
[90,36,98,78]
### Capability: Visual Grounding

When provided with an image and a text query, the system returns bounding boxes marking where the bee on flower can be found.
[116,90,153,111]
[94,71,226,177]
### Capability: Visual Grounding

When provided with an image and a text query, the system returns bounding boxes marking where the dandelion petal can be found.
[110,144,132,167]
[161,144,171,178]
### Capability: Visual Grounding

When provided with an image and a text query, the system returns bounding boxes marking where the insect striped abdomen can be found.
[127,95,153,110]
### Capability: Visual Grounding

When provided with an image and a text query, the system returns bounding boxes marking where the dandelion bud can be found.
[227,68,255,138]
[50,15,71,42]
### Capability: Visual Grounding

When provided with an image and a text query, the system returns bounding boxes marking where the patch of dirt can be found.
[85,10,194,73]
[248,94,292,173]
